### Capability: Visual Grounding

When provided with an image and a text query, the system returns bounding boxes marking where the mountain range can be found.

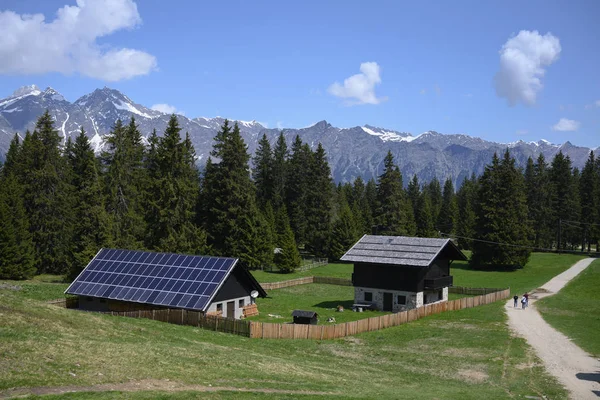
[0,85,596,187]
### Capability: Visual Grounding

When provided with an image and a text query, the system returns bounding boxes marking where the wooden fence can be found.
[249,287,510,339]
[260,275,352,290]
[297,258,328,272]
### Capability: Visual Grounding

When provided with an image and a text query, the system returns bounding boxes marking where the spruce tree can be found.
[271,132,288,211]
[145,115,206,253]
[67,127,113,278]
[407,175,421,213]
[0,134,21,177]
[329,196,360,260]
[103,117,146,249]
[201,121,272,268]
[285,136,310,245]
[304,143,333,256]
[456,174,478,249]
[415,191,436,237]
[579,151,598,251]
[19,111,75,274]
[375,151,415,235]
[437,178,458,235]
[549,152,580,250]
[252,133,274,208]
[274,207,301,273]
[470,150,531,269]
[0,173,35,279]
[426,177,443,224]
[527,154,554,248]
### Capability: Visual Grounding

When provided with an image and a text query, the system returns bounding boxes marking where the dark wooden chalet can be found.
[340,235,467,312]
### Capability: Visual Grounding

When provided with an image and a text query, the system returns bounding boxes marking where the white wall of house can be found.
[206,295,251,319]
[354,286,448,312]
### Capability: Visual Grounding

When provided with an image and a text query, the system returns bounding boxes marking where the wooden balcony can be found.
[424,275,453,290]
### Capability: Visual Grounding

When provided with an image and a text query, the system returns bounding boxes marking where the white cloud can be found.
[585,100,600,110]
[0,0,157,81]
[516,129,528,136]
[494,30,561,106]
[552,118,580,131]
[151,104,184,115]
[328,62,387,105]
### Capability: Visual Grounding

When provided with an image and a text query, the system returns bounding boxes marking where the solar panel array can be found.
[65,248,237,311]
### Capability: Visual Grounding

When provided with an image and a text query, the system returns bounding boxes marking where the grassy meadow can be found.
[0,252,587,399]
[536,258,600,357]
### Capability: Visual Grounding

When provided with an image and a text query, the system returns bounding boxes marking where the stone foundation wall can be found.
[354,287,448,312]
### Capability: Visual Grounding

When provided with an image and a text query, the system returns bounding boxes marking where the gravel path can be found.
[505,258,600,400]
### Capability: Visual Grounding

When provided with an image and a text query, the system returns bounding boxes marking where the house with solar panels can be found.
[65,249,267,319]
[340,235,467,312]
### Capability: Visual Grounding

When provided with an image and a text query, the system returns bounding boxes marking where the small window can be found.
[397,295,406,305]
[216,303,222,312]
[364,292,373,302]
[239,299,245,308]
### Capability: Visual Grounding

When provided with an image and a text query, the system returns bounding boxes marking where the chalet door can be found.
[226,301,235,319]
[383,292,393,312]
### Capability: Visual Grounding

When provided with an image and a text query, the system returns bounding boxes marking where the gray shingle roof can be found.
[340,235,467,267]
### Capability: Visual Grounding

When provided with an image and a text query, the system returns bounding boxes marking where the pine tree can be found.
[252,133,274,208]
[0,173,35,279]
[456,174,478,249]
[19,111,75,274]
[470,150,531,269]
[437,178,458,235]
[201,121,272,268]
[363,178,378,233]
[579,151,598,251]
[407,175,421,213]
[103,117,146,249]
[375,151,415,235]
[304,143,333,256]
[67,127,113,278]
[274,206,301,273]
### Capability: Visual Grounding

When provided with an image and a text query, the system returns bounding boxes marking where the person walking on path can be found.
[513,295,518,308]
[521,296,526,309]
[523,292,529,307]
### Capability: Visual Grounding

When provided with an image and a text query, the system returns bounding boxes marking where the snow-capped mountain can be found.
[0,85,596,186]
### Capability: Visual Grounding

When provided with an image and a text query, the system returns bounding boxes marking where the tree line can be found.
[0,111,598,279]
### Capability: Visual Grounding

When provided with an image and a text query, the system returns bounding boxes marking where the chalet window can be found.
[216,303,222,312]
[397,295,406,305]
[239,299,244,308]
[364,292,373,302]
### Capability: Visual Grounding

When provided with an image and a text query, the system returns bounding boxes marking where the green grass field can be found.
[536,258,600,357]
[0,252,586,399]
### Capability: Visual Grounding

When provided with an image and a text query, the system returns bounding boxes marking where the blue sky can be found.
[0,0,598,147]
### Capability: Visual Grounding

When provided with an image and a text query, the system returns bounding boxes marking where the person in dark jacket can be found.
[513,295,519,308]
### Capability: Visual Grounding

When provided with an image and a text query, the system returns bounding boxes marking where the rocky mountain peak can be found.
[11,84,41,98]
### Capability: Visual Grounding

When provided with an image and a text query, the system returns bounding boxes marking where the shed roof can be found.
[292,310,318,318]
[340,235,467,267]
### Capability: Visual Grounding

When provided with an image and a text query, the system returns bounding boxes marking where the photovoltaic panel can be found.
[65,249,238,311]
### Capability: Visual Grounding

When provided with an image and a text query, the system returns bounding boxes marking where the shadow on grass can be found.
[313,300,354,309]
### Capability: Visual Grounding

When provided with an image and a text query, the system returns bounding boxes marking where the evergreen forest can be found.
[1,111,599,279]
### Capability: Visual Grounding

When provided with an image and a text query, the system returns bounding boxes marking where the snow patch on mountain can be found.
[89,133,104,153]
[112,100,155,119]
[361,126,416,142]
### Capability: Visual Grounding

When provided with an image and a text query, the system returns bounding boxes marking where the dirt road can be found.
[505,258,599,400]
